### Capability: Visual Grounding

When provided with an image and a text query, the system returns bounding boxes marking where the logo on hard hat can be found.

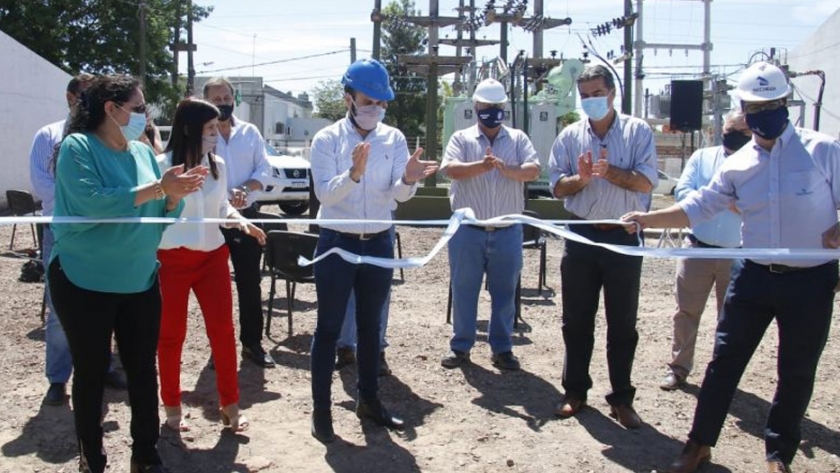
[757,76,769,86]
[753,75,776,93]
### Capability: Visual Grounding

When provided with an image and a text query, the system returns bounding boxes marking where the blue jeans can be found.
[688,259,837,465]
[448,224,522,354]
[44,226,116,384]
[311,229,393,410]
[43,226,73,384]
[337,226,395,352]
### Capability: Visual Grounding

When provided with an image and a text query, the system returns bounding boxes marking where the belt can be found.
[746,259,813,274]
[687,234,723,249]
[336,230,389,241]
[570,213,623,231]
[468,224,513,232]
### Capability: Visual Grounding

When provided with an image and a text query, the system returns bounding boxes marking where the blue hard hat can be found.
[341,59,395,101]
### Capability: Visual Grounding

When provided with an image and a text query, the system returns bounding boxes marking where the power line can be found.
[197,49,349,74]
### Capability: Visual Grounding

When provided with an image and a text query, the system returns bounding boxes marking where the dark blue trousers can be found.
[310,229,393,410]
[689,259,837,465]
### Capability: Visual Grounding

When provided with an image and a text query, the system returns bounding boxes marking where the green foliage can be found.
[311,79,347,122]
[559,111,580,127]
[380,0,428,141]
[0,0,212,112]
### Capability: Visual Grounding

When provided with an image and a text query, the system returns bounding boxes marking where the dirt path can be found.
[0,216,838,473]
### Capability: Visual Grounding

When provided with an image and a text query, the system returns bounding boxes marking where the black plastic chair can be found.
[264,230,318,338]
[254,210,288,271]
[522,209,548,294]
[395,230,404,282]
[6,190,39,250]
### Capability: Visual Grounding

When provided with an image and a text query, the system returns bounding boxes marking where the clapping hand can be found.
[161,164,208,200]
[403,147,438,184]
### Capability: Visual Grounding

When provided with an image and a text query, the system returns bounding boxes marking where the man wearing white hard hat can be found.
[548,65,658,429]
[623,61,840,473]
[439,78,540,371]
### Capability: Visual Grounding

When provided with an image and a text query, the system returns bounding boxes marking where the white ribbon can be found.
[3,212,838,267]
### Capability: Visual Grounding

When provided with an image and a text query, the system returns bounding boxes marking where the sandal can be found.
[219,404,249,432]
[163,405,190,432]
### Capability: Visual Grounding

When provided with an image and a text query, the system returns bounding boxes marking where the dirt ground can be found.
[0,201,839,473]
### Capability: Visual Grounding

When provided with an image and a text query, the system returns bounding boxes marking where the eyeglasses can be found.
[119,103,147,114]
[742,100,784,114]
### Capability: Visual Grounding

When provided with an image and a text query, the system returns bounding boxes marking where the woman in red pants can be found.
[156,98,266,432]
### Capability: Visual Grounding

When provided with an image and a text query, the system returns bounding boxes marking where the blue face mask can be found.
[745,107,789,140]
[477,106,504,128]
[113,111,147,142]
[581,96,610,121]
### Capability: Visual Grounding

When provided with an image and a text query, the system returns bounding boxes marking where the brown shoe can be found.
[666,440,712,473]
[767,459,792,473]
[554,397,586,418]
[609,404,643,429]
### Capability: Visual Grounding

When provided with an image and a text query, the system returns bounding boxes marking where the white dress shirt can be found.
[548,113,659,219]
[441,124,540,220]
[157,152,240,251]
[213,115,272,208]
[680,122,840,267]
[310,116,416,234]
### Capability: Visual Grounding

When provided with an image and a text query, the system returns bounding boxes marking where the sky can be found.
[186,0,838,107]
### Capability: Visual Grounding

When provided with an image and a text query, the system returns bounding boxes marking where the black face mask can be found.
[722,131,751,153]
[217,104,234,121]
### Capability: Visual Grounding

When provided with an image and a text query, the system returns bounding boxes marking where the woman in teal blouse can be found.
[49,74,207,473]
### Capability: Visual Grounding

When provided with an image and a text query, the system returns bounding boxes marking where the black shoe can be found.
[378,352,391,377]
[242,344,275,368]
[130,461,170,473]
[104,370,128,390]
[356,399,404,430]
[491,351,521,371]
[441,350,470,369]
[335,347,356,369]
[311,409,335,443]
[43,383,66,406]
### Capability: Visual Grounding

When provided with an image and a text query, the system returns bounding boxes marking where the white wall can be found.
[787,8,840,139]
[263,95,312,141]
[1,31,71,208]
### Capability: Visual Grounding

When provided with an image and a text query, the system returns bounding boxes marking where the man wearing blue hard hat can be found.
[308,58,438,443]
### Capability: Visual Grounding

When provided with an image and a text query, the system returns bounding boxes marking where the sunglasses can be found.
[118,103,147,114]
[742,100,784,115]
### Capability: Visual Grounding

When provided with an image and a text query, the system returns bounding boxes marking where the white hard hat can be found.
[472,78,508,104]
[736,62,791,102]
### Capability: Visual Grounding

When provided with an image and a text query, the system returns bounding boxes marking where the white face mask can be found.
[581,96,610,121]
[350,97,385,131]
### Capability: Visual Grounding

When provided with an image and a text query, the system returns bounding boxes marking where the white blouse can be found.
[157,152,240,251]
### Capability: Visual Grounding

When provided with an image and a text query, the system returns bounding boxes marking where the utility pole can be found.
[372,0,382,60]
[138,0,147,85]
[350,37,357,63]
[623,0,633,114]
[172,0,181,88]
[186,0,195,96]
[633,0,644,117]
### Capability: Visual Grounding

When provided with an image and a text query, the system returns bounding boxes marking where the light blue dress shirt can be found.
[548,113,659,219]
[310,116,416,234]
[680,122,840,267]
[29,119,67,216]
[675,145,742,248]
[441,124,540,220]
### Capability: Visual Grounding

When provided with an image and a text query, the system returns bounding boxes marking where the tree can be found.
[380,0,428,144]
[0,0,211,110]
[311,79,346,122]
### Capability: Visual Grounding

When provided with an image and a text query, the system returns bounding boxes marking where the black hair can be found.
[165,98,221,180]
[577,65,616,91]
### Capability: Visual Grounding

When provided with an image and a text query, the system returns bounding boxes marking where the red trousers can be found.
[157,245,239,407]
